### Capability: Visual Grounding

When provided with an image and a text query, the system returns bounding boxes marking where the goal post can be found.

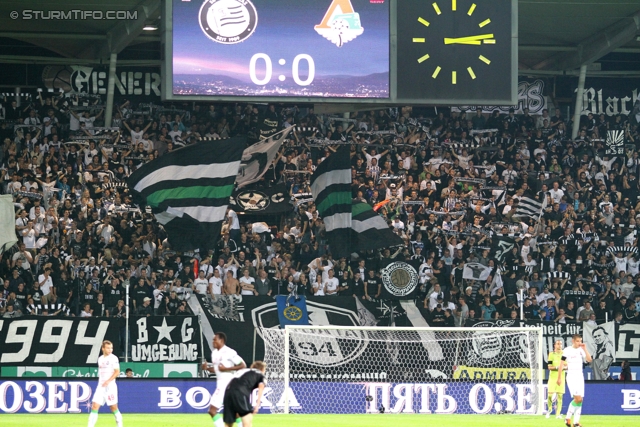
[260,325,544,415]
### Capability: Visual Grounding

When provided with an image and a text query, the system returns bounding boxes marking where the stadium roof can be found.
[0,0,638,75]
[0,0,161,64]
[518,0,640,75]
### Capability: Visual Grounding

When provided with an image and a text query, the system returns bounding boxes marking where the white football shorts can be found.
[92,382,119,406]
[566,372,585,397]
[209,386,226,408]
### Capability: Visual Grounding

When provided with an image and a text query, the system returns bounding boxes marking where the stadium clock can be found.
[396,0,516,104]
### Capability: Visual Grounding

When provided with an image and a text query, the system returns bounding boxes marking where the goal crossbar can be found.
[285,325,543,333]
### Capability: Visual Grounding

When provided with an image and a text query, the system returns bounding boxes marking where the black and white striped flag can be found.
[514,196,547,219]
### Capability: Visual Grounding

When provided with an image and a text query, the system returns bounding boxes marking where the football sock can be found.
[566,400,577,418]
[113,409,123,427]
[235,417,242,427]
[213,413,224,427]
[88,410,98,427]
[573,402,582,424]
[556,394,563,415]
[547,394,553,413]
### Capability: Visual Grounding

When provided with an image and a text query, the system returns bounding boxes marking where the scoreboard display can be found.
[163,0,517,105]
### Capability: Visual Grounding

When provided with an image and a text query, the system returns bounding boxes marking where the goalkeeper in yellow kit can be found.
[547,339,566,419]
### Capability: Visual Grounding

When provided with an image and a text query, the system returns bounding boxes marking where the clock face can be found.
[396,0,515,104]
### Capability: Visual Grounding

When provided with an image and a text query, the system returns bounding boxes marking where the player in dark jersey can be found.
[223,361,267,427]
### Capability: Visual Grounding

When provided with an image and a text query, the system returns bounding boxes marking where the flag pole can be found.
[125,282,129,362]
[536,194,547,224]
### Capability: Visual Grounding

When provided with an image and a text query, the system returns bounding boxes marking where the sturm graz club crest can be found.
[202,294,245,321]
[199,0,258,45]
[381,262,419,297]
[469,330,505,365]
[469,320,531,367]
[235,190,270,211]
[253,300,368,368]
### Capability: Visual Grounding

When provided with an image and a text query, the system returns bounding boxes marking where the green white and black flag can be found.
[127,138,245,251]
[351,200,403,252]
[310,147,352,258]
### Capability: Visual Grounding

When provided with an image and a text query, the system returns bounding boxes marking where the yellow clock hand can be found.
[444,33,494,44]
[443,39,481,45]
[454,33,494,42]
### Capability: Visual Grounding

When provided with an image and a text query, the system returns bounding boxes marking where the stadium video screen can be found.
[171,0,390,99]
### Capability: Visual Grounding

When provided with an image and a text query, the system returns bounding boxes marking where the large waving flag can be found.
[492,235,516,263]
[310,147,353,258]
[463,262,493,281]
[236,127,293,189]
[351,201,403,252]
[0,195,17,255]
[127,138,245,251]
[514,195,547,219]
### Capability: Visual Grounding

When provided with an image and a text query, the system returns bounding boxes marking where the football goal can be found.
[260,325,544,415]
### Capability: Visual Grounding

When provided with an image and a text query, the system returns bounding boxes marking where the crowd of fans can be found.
[1,92,640,333]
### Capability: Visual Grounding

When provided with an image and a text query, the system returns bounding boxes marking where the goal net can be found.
[260,325,544,415]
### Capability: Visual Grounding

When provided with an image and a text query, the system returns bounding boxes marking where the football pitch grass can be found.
[0,413,629,427]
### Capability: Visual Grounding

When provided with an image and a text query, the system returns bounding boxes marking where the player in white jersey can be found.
[88,340,123,427]
[201,332,246,427]
[557,334,592,427]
